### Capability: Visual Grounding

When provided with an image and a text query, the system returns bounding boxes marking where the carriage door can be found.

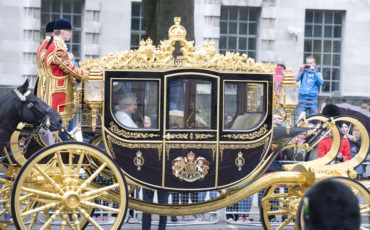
[162,72,219,189]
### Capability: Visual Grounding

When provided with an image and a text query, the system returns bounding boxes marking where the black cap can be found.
[54,18,72,30]
[303,179,360,230]
[321,104,341,117]
[45,21,55,33]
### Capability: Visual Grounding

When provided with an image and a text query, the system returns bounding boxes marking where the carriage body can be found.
[102,68,273,191]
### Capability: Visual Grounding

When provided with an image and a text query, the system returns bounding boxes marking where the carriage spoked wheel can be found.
[0,176,14,223]
[9,122,60,166]
[11,142,128,230]
[296,177,370,230]
[260,183,307,230]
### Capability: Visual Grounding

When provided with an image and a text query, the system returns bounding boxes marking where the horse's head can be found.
[14,80,63,131]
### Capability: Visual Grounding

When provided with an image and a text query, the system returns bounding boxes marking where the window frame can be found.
[110,78,161,131]
[219,6,260,59]
[304,10,344,95]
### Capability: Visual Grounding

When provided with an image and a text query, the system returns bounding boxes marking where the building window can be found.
[23,30,40,42]
[130,2,145,49]
[41,0,83,60]
[23,52,37,64]
[304,10,344,94]
[24,7,40,19]
[219,6,259,59]
[85,55,100,59]
[86,10,100,21]
[86,33,99,44]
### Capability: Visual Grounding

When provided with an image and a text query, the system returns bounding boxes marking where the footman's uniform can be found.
[37,19,87,125]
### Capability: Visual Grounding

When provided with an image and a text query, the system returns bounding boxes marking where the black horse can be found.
[0,79,62,152]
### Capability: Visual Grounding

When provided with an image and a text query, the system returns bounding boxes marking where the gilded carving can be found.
[107,135,163,160]
[195,134,214,140]
[165,143,217,161]
[165,133,188,140]
[133,151,145,171]
[219,137,270,161]
[109,122,160,139]
[235,152,245,171]
[222,124,268,140]
[172,151,210,182]
[80,18,275,73]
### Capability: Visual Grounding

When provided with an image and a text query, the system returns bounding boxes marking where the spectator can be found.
[301,179,360,230]
[317,126,351,161]
[273,114,284,127]
[273,63,286,95]
[142,189,169,230]
[115,93,138,128]
[296,56,324,118]
[360,103,369,111]
[348,126,365,179]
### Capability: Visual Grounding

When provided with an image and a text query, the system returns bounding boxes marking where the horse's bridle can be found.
[13,88,52,130]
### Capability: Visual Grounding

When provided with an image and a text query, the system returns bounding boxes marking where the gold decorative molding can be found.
[109,122,160,139]
[165,143,217,161]
[219,137,270,161]
[195,134,214,140]
[107,135,163,160]
[164,133,188,140]
[80,18,275,73]
[222,124,269,140]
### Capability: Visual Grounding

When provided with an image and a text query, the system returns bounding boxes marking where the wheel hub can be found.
[63,191,80,209]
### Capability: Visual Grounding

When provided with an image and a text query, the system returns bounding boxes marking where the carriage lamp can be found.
[84,68,104,131]
[279,68,298,134]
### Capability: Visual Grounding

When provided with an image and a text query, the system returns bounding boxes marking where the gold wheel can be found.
[0,177,13,223]
[260,183,307,230]
[10,122,59,166]
[296,177,370,230]
[11,142,128,229]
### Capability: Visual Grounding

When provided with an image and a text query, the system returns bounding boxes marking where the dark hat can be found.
[302,179,360,230]
[54,18,72,30]
[45,21,55,33]
[321,104,341,117]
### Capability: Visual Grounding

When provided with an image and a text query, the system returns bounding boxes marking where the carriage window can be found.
[112,80,159,129]
[168,79,213,129]
[224,82,265,130]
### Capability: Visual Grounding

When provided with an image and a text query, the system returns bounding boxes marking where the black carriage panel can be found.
[105,133,163,187]
[164,146,216,190]
[161,71,219,190]
[104,70,163,141]
[217,138,271,187]
[103,70,165,188]
[217,73,273,188]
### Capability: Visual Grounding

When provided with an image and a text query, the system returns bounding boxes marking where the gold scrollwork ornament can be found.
[133,151,145,171]
[235,152,245,171]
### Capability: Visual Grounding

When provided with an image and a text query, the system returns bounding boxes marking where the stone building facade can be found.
[0,0,369,103]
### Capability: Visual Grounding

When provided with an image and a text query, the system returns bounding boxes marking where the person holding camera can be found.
[296,56,324,119]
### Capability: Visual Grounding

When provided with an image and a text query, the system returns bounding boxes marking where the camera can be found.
[304,64,311,69]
